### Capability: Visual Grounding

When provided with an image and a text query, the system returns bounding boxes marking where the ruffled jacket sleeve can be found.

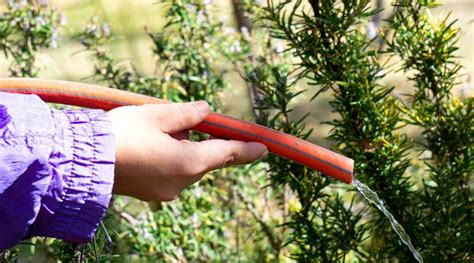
[0,92,115,250]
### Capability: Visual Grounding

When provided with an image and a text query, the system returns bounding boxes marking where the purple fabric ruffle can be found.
[0,92,115,249]
[30,109,115,243]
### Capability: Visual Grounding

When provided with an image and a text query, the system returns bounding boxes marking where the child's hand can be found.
[107,101,268,201]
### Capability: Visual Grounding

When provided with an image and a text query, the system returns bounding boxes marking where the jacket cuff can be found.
[29,108,115,243]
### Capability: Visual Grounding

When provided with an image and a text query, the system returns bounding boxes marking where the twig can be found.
[79,244,86,263]
[231,0,252,33]
[231,0,261,119]
[110,205,138,226]
[237,191,282,258]
[93,235,100,263]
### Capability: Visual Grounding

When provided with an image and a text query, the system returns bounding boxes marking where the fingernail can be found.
[258,146,269,159]
[260,149,269,159]
[192,100,209,115]
[250,142,268,159]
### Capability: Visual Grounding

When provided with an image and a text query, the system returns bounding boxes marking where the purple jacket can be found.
[0,92,115,250]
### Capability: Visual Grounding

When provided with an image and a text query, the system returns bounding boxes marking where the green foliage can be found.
[260,0,472,261]
[261,0,414,260]
[110,178,234,261]
[0,0,63,77]
[75,1,251,261]
[77,17,163,97]
[388,1,473,260]
[0,0,472,262]
[147,0,249,107]
[242,37,367,261]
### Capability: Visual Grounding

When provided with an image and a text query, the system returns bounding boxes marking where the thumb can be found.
[185,139,268,174]
[157,101,210,134]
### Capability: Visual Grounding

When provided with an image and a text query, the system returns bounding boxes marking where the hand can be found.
[107,101,268,201]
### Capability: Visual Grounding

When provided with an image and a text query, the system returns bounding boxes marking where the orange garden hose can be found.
[0,78,354,184]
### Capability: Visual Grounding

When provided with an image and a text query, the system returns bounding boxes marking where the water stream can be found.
[352,179,423,263]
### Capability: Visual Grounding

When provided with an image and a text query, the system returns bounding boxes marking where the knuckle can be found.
[180,160,196,175]
[180,146,207,175]
[183,162,205,176]
[177,104,195,126]
[222,153,236,168]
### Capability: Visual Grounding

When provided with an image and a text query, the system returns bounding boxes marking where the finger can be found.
[184,140,268,173]
[142,101,210,134]
[207,135,221,140]
[171,130,190,141]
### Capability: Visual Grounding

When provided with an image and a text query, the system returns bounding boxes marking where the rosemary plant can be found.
[242,37,367,261]
[77,17,163,97]
[77,1,246,261]
[259,0,415,260]
[147,0,249,107]
[388,1,473,260]
[0,0,63,77]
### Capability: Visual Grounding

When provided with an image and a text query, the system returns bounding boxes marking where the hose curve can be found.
[0,78,353,184]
